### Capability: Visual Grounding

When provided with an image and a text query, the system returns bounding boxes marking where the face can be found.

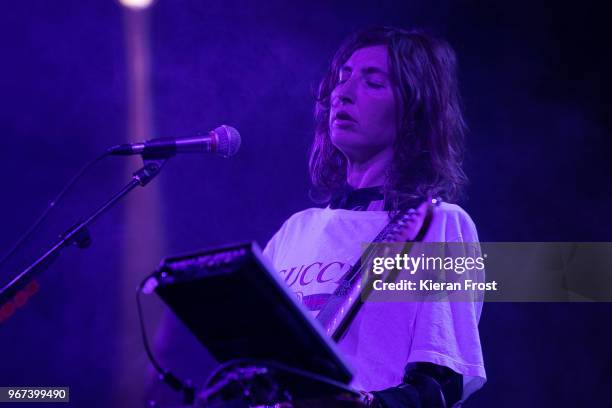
[329,45,398,162]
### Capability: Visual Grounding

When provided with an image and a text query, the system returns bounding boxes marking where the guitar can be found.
[316,197,441,342]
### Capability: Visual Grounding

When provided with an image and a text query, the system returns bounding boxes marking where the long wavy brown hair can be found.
[309,26,468,212]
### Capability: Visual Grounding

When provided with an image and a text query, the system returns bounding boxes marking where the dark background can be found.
[1,0,610,406]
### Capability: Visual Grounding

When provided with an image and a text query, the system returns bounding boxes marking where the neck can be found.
[345,147,393,189]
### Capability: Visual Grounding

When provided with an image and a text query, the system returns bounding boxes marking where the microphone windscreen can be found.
[214,125,241,158]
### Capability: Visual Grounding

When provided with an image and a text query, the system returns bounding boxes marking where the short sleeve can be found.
[408,205,487,403]
[262,230,278,264]
[262,216,291,268]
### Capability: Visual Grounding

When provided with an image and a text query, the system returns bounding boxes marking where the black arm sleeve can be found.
[371,385,422,408]
[370,362,462,408]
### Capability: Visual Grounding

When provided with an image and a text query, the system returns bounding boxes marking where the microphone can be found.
[107,125,241,158]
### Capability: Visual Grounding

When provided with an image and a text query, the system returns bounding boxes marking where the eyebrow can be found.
[340,65,389,76]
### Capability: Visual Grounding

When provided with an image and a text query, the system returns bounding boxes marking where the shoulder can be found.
[262,207,327,262]
[265,207,325,243]
[272,207,326,233]
[428,202,479,242]
[435,202,476,226]
[283,207,326,224]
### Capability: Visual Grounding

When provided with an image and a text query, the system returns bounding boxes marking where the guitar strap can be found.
[316,199,436,342]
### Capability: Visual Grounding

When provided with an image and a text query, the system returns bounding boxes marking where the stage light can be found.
[118,0,155,10]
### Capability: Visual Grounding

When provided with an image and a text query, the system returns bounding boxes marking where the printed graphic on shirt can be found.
[278,260,353,311]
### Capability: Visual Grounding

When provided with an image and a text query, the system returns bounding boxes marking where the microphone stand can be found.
[0,158,167,305]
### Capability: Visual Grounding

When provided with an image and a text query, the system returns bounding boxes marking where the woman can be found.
[264,26,485,407]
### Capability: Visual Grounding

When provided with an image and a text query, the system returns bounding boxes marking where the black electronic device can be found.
[152,241,355,402]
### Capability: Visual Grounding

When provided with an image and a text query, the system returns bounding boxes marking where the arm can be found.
[369,363,462,408]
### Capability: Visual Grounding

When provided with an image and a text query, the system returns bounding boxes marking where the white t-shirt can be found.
[263,203,486,402]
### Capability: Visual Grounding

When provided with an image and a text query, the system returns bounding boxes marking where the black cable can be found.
[200,357,356,404]
[0,151,111,271]
[203,358,348,390]
[136,276,195,404]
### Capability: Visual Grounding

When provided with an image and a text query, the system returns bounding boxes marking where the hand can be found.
[358,391,376,407]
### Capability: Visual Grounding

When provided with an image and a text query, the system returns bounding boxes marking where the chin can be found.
[331,133,371,157]
[331,131,356,149]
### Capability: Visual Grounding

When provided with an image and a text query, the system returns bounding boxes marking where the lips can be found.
[333,110,356,123]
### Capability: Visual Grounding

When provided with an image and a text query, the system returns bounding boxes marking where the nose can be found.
[331,78,356,107]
